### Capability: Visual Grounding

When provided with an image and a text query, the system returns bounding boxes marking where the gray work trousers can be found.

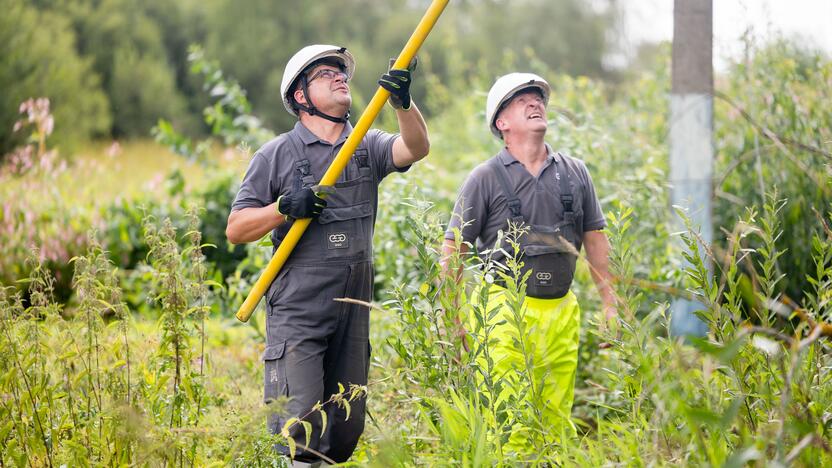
[264,261,372,464]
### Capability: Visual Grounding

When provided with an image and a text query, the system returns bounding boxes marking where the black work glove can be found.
[276,186,329,220]
[378,56,417,110]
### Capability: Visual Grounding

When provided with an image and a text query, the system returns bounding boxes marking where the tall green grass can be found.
[359,197,832,466]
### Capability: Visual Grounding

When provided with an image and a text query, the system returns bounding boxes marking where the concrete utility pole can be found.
[670,0,713,336]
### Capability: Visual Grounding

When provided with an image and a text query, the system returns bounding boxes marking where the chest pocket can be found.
[329,147,372,202]
[315,147,374,260]
[273,137,374,261]
[489,155,579,299]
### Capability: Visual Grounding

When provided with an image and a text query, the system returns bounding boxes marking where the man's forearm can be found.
[226,204,287,245]
[440,238,467,285]
[590,262,616,313]
[393,102,430,166]
[583,231,616,318]
[441,237,470,352]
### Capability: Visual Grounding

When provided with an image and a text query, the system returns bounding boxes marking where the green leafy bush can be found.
[363,196,832,466]
[714,40,832,302]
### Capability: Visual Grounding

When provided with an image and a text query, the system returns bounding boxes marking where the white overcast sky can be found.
[618,0,832,69]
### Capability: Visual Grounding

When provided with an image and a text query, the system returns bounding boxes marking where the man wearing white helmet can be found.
[226,45,429,465]
[442,73,614,451]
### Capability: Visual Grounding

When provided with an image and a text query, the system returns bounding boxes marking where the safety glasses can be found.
[307,68,349,83]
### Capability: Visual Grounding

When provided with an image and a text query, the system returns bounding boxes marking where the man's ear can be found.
[293,88,307,106]
[495,118,509,132]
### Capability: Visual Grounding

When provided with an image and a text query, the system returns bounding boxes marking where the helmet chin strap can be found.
[295,73,350,124]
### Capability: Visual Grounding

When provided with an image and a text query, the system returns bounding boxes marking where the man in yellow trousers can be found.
[442,73,616,453]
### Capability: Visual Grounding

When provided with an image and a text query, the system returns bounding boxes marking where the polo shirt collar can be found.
[496,147,517,166]
[294,120,353,146]
[545,144,558,163]
[497,144,558,166]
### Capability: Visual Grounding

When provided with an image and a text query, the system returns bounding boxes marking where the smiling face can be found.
[293,63,352,117]
[494,88,548,139]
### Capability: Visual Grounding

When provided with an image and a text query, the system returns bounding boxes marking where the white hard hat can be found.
[280,45,356,117]
[485,73,551,138]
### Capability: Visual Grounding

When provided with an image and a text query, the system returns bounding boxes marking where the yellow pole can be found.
[236,0,450,322]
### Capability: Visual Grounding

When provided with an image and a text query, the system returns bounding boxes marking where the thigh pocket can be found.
[266,266,293,318]
[263,340,288,403]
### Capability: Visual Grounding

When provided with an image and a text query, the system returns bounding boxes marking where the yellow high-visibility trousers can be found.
[470,284,581,453]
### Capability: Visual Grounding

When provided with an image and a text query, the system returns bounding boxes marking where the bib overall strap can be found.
[489,158,525,225]
[275,132,317,244]
[555,153,575,224]
[287,131,317,190]
[294,159,316,188]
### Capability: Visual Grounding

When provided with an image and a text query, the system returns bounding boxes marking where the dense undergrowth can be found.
[1,40,831,465]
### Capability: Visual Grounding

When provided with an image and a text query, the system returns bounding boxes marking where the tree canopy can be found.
[1,0,616,154]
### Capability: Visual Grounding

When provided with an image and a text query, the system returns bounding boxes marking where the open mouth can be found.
[527,112,544,120]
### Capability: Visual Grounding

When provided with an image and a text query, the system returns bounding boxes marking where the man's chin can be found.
[335,103,351,115]
[530,123,548,135]
[314,100,351,118]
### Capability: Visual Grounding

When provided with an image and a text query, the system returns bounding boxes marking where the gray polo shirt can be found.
[445,145,605,255]
[232,121,405,263]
